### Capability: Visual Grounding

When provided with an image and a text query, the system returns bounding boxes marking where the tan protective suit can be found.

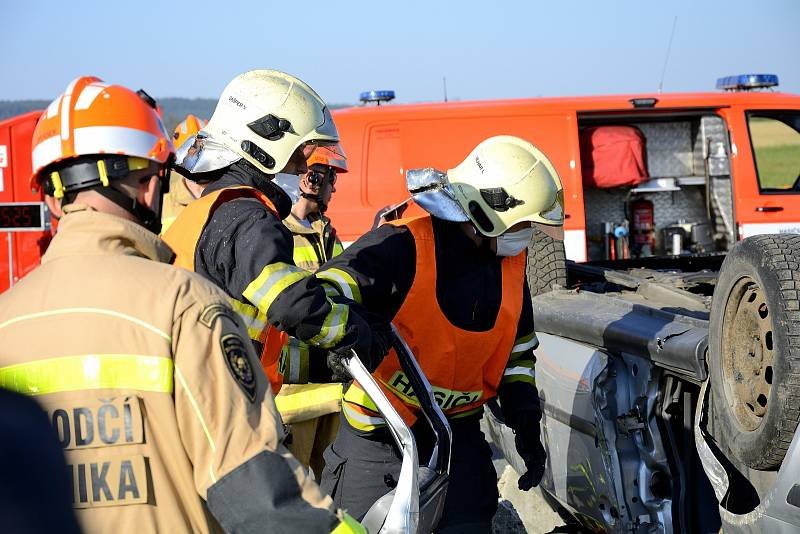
[0,206,338,534]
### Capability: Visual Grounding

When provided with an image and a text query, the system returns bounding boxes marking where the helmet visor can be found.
[305,106,339,147]
[538,189,564,224]
[406,167,469,222]
[175,132,241,173]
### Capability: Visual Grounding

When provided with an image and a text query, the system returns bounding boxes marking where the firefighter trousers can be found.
[319,411,499,533]
[286,412,341,480]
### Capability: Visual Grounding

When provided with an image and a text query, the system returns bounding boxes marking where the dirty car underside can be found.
[487,258,726,533]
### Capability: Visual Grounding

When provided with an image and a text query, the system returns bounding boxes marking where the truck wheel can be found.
[527,227,567,296]
[708,234,800,469]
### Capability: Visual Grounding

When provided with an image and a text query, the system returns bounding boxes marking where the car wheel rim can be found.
[720,276,775,432]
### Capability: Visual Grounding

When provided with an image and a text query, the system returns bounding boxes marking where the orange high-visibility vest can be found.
[162,186,287,393]
[342,215,525,430]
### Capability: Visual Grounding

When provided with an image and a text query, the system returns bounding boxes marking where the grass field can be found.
[749,117,800,190]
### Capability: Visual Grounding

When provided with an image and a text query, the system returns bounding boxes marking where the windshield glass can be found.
[746,111,800,192]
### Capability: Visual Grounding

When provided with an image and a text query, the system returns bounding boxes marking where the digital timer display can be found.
[0,203,47,231]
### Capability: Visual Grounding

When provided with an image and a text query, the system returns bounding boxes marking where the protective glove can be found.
[498,381,546,491]
[515,429,547,491]
[326,308,392,379]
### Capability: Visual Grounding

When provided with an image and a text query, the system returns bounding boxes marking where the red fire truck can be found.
[327,74,800,266]
[0,110,50,293]
[2,74,799,292]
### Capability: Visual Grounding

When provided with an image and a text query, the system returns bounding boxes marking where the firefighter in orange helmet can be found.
[160,114,208,233]
[274,144,347,478]
[0,76,364,534]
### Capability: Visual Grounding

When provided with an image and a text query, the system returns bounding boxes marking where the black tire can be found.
[527,227,567,297]
[708,234,800,469]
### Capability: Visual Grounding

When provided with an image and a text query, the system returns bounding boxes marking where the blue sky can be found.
[1,0,798,104]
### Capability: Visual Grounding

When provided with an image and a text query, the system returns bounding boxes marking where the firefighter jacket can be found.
[163,184,288,393]
[283,212,344,272]
[271,214,541,433]
[0,206,361,534]
[276,212,346,424]
[160,171,196,234]
[162,162,374,389]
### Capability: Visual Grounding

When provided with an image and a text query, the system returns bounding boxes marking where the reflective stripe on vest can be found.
[161,185,286,393]
[0,354,173,395]
[341,215,525,432]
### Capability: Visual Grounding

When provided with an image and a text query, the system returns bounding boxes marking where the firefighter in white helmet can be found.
[0,76,365,533]
[269,135,563,532]
[161,69,390,412]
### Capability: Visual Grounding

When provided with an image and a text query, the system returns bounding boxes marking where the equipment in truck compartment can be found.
[579,125,648,188]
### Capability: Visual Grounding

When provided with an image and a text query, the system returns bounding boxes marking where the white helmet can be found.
[407,135,564,237]
[176,69,339,175]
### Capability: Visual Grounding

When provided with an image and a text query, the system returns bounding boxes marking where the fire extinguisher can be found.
[630,197,655,257]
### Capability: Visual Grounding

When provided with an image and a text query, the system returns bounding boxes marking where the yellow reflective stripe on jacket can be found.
[281,337,310,384]
[502,360,536,386]
[331,512,367,534]
[332,241,344,256]
[342,402,387,432]
[510,332,538,359]
[292,244,320,266]
[228,298,268,342]
[0,354,173,396]
[274,383,343,415]
[242,262,310,316]
[342,384,386,432]
[308,302,349,348]
[316,268,362,303]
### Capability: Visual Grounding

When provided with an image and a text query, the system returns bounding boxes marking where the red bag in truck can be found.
[580,126,648,188]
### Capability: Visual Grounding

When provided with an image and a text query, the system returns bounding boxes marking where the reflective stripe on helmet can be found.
[0,354,173,395]
[73,126,162,162]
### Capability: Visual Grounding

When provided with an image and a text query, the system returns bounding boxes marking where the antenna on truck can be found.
[658,16,678,94]
[443,76,448,103]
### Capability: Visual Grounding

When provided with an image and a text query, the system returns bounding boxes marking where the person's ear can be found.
[44,195,63,220]
[139,175,160,210]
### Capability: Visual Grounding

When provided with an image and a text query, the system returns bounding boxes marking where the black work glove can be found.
[515,425,547,491]
[326,306,392,379]
[499,380,546,491]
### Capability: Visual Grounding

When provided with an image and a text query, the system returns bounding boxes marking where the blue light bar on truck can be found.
[716,74,779,91]
[359,90,396,104]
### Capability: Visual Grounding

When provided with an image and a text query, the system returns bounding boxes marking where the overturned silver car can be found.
[487,232,800,533]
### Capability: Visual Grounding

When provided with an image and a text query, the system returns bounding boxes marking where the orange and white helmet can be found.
[307,144,348,173]
[173,114,207,150]
[30,76,174,197]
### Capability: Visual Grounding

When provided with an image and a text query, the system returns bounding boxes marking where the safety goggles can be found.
[309,167,337,186]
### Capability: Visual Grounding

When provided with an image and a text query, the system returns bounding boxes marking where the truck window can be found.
[746,111,800,192]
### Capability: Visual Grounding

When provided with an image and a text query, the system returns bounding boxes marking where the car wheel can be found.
[708,234,800,469]
[527,227,567,296]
